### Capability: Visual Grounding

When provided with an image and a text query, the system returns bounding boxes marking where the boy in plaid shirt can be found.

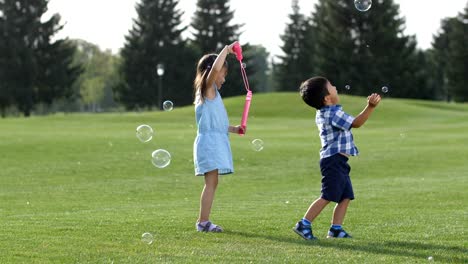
[293,76,381,239]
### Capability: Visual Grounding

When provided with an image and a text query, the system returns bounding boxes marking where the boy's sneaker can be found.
[293,221,317,240]
[196,221,223,232]
[327,228,352,238]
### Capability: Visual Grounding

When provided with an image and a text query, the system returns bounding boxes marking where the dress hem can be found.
[195,169,233,176]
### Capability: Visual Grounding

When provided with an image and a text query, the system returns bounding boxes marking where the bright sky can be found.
[47,0,466,58]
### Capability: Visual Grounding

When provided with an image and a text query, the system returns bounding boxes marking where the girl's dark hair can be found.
[193,53,228,104]
[299,76,329,110]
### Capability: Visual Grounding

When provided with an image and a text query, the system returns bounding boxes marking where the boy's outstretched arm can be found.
[352,93,381,128]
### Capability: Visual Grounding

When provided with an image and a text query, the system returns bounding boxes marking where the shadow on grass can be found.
[225,230,467,263]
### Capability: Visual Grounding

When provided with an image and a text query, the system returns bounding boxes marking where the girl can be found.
[193,42,242,232]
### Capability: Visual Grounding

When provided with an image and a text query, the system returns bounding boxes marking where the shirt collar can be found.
[320,104,342,111]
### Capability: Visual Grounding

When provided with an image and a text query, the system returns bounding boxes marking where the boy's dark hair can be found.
[299,76,329,110]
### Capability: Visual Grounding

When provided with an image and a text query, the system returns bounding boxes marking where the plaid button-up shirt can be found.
[316,105,358,159]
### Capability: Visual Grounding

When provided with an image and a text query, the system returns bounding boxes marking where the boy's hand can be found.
[367,93,381,108]
[353,93,381,128]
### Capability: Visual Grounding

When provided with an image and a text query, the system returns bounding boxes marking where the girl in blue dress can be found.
[193,42,242,232]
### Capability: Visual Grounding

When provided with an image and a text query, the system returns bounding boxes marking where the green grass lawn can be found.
[1,93,467,263]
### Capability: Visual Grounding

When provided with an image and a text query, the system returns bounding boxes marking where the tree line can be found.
[277,0,468,101]
[0,0,467,117]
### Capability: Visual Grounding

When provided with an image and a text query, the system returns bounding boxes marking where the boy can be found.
[294,76,381,239]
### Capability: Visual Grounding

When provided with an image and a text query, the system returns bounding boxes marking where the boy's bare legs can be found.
[327,198,352,238]
[331,198,350,225]
[304,197,330,222]
[293,197,330,240]
[198,169,218,222]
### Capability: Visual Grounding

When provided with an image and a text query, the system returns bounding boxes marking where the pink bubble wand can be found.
[232,42,252,135]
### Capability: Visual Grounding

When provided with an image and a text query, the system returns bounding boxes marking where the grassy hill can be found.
[1,93,467,263]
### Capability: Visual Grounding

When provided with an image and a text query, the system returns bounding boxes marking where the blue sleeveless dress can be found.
[193,85,234,176]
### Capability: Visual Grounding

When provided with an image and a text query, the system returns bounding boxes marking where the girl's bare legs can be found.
[198,169,219,222]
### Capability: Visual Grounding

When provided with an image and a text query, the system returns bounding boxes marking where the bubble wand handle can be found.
[232,42,243,61]
[239,90,252,135]
[232,42,251,135]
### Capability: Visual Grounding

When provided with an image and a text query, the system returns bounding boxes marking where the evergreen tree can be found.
[312,0,356,92]
[244,45,270,93]
[423,49,446,101]
[312,0,426,99]
[449,5,468,102]
[412,50,439,100]
[275,0,316,91]
[0,6,11,117]
[433,4,468,102]
[116,0,195,110]
[0,0,81,117]
[191,0,241,53]
[191,0,257,98]
[432,18,455,101]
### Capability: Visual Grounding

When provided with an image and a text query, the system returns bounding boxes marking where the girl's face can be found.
[215,67,227,89]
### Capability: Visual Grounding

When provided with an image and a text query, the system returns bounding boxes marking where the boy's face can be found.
[215,67,227,89]
[324,81,339,105]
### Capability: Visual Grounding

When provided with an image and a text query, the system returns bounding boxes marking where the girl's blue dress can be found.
[193,85,233,176]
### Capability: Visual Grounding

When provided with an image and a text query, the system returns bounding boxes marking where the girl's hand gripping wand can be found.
[232,42,252,135]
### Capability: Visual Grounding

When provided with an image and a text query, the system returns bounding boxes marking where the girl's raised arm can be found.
[206,42,237,88]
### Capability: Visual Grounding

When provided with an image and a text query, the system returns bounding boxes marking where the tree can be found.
[244,45,270,93]
[71,39,120,112]
[116,0,195,110]
[275,0,316,91]
[311,0,355,91]
[311,0,426,99]
[0,3,10,116]
[432,4,468,102]
[191,0,241,53]
[447,10,468,102]
[190,0,258,98]
[412,50,440,100]
[0,0,81,117]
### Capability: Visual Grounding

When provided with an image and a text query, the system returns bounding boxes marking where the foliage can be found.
[432,3,468,102]
[323,0,427,98]
[2,0,468,117]
[275,0,316,91]
[190,0,261,97]
[276,0,436,99]
[243,45,270,93]
[116,0,195,110]
[71,39,120,112]
[0,0,81,117]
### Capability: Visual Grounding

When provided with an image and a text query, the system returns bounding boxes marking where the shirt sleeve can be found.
[331,109,355,130]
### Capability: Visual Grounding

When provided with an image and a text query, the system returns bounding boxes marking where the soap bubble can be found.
[251,139,264,152]
[141,232,154,244]
[163,100,173,111]
[354,0,372,12]
[151,149,171,168]
[136,124,153,143]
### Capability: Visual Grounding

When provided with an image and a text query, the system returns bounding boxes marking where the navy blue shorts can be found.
[319,154,355,203]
